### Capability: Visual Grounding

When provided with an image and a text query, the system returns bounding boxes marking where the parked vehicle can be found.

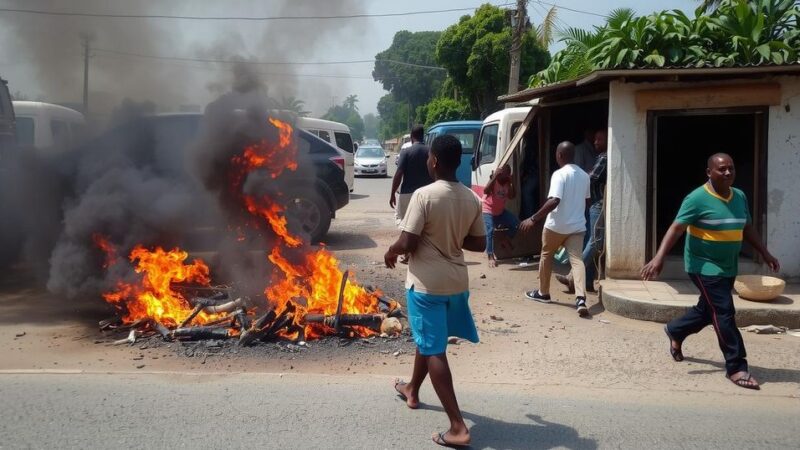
[297,117,355,192]
[75,113,348,243]
[353,145,388,177]
[362,138,381,147]
[472,106,540,259]
[12,101,85,154]
[472,107,532,195]
[425,120,481,187]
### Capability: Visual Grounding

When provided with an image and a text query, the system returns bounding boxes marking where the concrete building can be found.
[499,65,800,282]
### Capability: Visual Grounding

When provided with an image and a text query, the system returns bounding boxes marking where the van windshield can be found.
[15,116,34,147]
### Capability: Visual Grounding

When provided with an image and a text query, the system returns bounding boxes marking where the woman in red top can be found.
[482,165,520,267]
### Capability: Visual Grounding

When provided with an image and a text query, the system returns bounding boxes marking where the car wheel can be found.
[284,188,332,243]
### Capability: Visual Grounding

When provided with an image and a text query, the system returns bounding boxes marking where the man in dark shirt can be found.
[390,125,433,226]
[557,129,607,293]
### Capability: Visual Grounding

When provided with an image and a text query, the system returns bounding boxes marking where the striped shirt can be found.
[674,183,751,277]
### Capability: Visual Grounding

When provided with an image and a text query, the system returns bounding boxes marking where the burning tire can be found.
[283,188,331,243]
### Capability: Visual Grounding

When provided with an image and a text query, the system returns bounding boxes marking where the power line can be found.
[93,53,379,80]
[534,1,606,18]
[0,3,513,21]
[93,47,447,71]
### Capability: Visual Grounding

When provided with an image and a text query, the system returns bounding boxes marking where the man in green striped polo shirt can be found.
[642,153,780,390]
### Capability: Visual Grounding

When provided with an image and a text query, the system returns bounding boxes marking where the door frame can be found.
[645,106,769,260]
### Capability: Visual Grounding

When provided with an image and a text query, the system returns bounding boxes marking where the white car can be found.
[354,145,388,177]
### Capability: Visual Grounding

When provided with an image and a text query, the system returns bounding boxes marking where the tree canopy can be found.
[372,31,446,112]
[531,0,800,87]
[436,4,550,116]
[376,94,410,141]
[322,95,364,142]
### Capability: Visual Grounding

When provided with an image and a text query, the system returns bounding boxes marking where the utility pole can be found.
[80,32,94,116]
[507,0,528,99]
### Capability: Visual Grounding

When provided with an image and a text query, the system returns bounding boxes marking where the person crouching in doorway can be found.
[482,164,519,267]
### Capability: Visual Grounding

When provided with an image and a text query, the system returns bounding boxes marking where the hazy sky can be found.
[0,1,699,117]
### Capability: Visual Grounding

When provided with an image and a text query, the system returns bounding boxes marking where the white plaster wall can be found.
[606,81,648,278]
[605,77,800,279]
[766,76,800,278]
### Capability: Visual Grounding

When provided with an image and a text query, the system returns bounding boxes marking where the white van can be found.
[472,106,532,194]
[472,106,540,259]
[297,117,355,192]
[12,101,86,154]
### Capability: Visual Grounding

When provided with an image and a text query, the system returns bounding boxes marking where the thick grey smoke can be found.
[0,1,368,303]
[0,0,368,115]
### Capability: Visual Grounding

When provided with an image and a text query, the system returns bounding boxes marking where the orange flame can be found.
[266,246,379,339]
[92,233,118,268]
[102,246,219,327]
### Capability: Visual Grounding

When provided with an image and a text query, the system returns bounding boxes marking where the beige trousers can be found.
[394,193,413,227]
[539,227,586,298]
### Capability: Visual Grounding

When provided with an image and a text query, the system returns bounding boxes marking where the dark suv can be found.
[76,113,348,243]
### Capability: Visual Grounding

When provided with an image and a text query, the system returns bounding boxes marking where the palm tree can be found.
[535,6,558,48]
[343,94,359,112]
[697,0,724,13]
[275,96,310,117]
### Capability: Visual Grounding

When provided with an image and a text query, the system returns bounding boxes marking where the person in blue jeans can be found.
[482,164,519,267]
[557,129,607,293]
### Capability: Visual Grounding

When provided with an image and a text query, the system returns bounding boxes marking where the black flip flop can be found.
[727,372,760,390]
[432,431,470,448]
[664,325,683,362]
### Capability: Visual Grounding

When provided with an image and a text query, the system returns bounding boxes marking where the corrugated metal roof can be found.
[500,63,800,103]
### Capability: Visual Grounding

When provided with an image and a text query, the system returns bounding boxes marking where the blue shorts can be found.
[406,287,480,356]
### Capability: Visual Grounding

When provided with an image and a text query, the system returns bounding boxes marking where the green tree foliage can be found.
[531,0,800,87]
[436,4,550,116]
[373,31,446,113]
[418,97,471,129]
[322,95,364,142]
[273,95,310,117]
[377,94,410,141]
[362,113,380,140]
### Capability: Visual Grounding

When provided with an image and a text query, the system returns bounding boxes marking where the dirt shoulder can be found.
[1,198,798,401]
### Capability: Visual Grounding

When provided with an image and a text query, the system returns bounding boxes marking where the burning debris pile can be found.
[95,117,404,346]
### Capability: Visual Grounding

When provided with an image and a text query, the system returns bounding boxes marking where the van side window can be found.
[308,129,320,137]
[334,132,354,153]
[317,130,331,143]
[477,124,499,165]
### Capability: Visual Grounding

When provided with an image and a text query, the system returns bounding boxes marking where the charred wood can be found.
[303,313,385,329]
[172,327,229,340]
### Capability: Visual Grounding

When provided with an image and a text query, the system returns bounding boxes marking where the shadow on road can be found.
[349,193,370,200]
[322,231,378,250]
[418,404,597,449]
[684,357,800,385]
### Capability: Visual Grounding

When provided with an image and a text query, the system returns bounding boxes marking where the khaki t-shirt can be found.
[400,180,485,295]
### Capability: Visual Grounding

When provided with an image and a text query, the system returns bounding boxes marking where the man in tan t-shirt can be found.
[384,135,486,448]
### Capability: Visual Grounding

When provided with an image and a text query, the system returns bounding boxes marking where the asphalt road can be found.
[1,372,797,449]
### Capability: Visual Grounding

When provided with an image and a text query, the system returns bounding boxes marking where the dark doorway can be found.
[648,109,767,258]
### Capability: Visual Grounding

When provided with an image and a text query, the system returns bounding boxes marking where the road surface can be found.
[1,372,797,449]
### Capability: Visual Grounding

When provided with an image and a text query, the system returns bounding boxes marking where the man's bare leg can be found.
[427,353,470,446]
[395,349,427,409]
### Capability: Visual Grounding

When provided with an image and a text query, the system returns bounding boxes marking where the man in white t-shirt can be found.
[520,141,591,316]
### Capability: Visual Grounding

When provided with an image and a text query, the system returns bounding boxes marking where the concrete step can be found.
[600,278,800,329]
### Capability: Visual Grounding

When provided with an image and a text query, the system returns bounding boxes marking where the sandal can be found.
[432,431,470,448]
[727,372,760,390]
[664,325,683,362]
